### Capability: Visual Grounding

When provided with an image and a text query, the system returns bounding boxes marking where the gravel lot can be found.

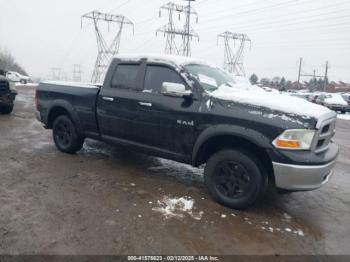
[0,86,349,255]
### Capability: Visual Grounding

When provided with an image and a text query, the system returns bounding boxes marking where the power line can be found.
[199,0,298,24]
[199,0,350,26]
[200,15,350,37]
[109,0,133,13]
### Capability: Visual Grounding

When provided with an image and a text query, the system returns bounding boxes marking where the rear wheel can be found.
[204,149,267,209]
[52,115,84,154]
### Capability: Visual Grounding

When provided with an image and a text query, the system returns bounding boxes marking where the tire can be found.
[20,79,27,84]
[52,115,84,154]
[340,110,345,114]
[204,149,267,210]
[0,105,13,114]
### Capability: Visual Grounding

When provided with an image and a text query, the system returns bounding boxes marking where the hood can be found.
[209,85,332,120]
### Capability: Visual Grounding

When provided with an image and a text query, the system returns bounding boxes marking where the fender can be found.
[46,99,83,134]
[192,124,273,166]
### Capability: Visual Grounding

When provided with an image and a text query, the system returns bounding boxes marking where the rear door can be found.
[97,62,144,142]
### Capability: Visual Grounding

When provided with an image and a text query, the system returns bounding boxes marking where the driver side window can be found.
[143,66,185,94]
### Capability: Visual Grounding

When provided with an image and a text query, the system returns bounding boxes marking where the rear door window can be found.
[143,66,185,94]
[111,64,140,90]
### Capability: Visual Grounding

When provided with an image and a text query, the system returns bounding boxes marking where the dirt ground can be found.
[0,86,350,255]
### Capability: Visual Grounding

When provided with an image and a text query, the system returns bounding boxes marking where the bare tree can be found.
[0,48,27,75]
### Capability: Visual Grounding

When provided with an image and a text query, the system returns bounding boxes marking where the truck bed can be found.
[36,81,101,135]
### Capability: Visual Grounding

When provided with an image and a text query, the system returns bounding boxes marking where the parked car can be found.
[308,94,320,103]
[0,76,17,114]
[35,55,339,209]
[316,93,348,114]
[289,93,310,100]
[342,93,350,106]
[6,71,31,84]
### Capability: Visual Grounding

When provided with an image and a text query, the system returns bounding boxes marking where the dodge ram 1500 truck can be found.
[0,76,17,114]
[35,55,339,209]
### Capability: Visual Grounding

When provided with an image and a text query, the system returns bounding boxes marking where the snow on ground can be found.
[152,196,203,220]
[15,82,38,87]
[337,113,350,120]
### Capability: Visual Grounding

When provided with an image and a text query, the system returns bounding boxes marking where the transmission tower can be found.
[217,31,251,76]
[72,64,82,82]
[50,67,62,80]
[81,11,134,83]
[182,0,198,57]
[156,1,199,57]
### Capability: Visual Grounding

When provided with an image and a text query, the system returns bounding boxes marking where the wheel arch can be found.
[192,125,274,182]
[46,100,82,133]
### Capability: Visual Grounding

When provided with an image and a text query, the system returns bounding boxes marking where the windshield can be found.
[184,64,236,92]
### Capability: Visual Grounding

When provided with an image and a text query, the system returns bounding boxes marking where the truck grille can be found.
[0,80,9,91]
[313,115,336,153]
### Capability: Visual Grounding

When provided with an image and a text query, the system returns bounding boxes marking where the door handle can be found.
[102,97,114,102]
[139,102,152,107]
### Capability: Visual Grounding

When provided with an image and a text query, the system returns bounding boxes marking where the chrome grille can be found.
[312,114,337,153]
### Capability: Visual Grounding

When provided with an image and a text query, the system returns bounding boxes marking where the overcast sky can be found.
[0,0,349,82]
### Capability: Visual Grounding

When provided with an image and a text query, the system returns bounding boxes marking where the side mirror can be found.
[161,82,192,98]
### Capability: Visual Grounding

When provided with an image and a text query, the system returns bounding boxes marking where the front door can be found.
[133,64,201,158]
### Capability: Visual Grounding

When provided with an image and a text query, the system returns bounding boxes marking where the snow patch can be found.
[210,84,331,119]
[324,94,348,106]
[115,53,207,67]
[41,81,100,89]
[337,113,350,121]
[152,196,203,220]
[15,82,38,87]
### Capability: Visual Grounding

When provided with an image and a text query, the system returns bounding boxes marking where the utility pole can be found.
[217,31,251,76]
[72,64,82,82]
[81,11,134,83]
[297,57,302,89]
[156,1,199,56]
[323,61,329,91]
[297,58,329,91]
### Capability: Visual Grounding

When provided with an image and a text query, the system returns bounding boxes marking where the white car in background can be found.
[316,93,349,114]
[6,71,31,84]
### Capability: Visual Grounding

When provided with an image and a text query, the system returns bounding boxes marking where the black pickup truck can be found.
[0,76,17,114]
[36,55,339,209]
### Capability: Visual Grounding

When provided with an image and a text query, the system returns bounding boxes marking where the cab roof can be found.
[114,54,207,67]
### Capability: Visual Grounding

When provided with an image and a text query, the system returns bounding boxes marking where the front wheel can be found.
[52,115,84,154]
[204,149,267,209]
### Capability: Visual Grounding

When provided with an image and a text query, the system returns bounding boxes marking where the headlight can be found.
[272,129,316,150]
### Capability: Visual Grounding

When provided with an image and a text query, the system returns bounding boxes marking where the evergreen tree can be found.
[249,74,258,85]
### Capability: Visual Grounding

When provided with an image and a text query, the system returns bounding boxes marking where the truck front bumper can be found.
[272,160,336,191]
